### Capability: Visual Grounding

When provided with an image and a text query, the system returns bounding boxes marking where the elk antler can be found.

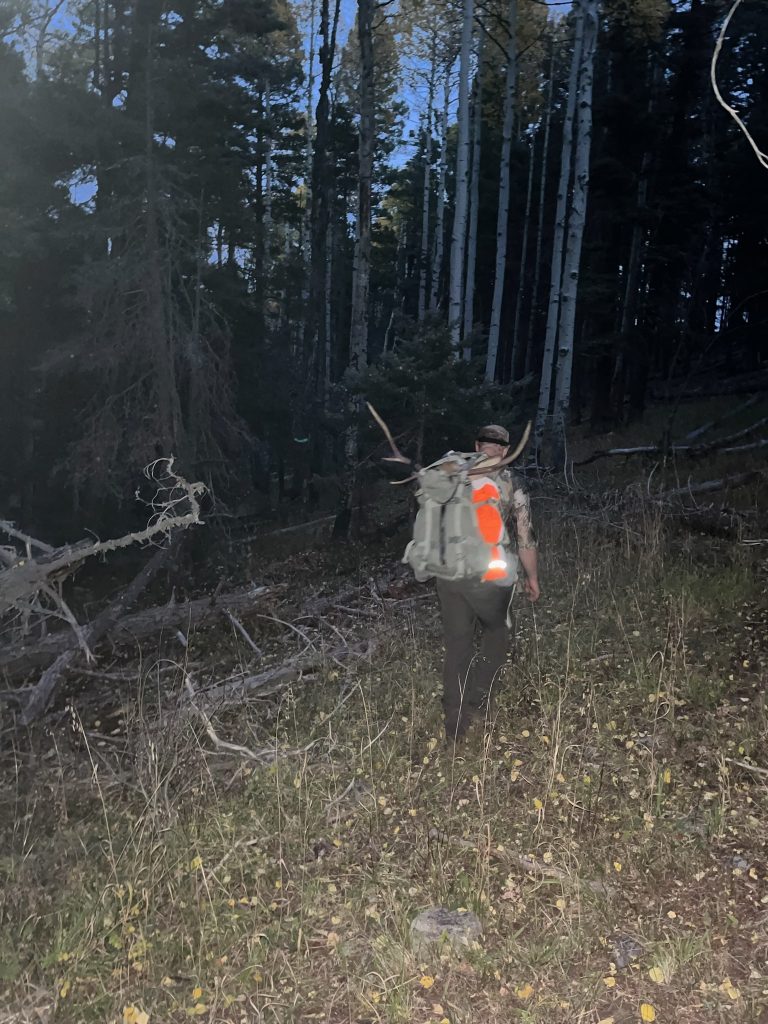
[366,402,418,484]
[467,421,532,475]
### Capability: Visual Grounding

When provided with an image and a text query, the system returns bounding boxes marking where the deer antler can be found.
[467,421,532,475]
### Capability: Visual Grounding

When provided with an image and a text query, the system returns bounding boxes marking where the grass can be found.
[1,490,767,1024]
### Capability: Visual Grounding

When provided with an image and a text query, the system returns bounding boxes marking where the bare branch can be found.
[711,0,768,171]
[0,523,53,554]
[184,675,270,761]
[0,458,204,617]
[18,543,173,725]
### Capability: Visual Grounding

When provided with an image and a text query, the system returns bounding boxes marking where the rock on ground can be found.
[410,907,483,955]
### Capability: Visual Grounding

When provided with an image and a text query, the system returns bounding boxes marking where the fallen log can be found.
[682,394,760,442]
[575,427,768,467]
[658,469,767,501]
[0,584,272,679]
[196,639,375,705]
[17,543,173,725]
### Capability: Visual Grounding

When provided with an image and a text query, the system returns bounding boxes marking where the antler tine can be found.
[366,402,411,464]
[467,420,532,475]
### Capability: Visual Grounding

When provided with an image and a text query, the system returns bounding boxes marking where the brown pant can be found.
[435,578,515,738]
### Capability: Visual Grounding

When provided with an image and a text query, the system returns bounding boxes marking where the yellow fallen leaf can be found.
[640,1003,656,1022]
[189,855,203,871]
[603,976,616,988]
[192,987,202,1000]
[515,982,534,1000]
[123,1009,149,1024]
[59,980,70,998]
[613,861,622,873]
[533,798,543,811]
[555,898,567,910]
[663,768,671,784]
[419,974,435,989]
[186,1005,208,1017]
[719,977,740,1000]
[649,966,667,984]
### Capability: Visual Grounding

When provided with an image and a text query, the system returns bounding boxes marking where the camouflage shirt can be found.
[496,469,537,551]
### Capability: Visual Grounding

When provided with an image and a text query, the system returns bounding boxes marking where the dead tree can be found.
[0,459,205,723]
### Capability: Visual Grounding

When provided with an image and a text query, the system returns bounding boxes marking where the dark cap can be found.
[476,424,510,445]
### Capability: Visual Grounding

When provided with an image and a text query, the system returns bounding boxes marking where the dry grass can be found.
[0,489,767,1024]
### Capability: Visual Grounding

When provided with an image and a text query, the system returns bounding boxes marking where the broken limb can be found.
[0,584,272,678]
[0,458,203,616]
[18,543,173,725]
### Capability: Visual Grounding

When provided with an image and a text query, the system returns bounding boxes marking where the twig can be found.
[184,676,269,761]
[38,582,93,661]
[223,610,263,659]
[431,828,611,896]
[726,757,768,778]
[253,612,317,649]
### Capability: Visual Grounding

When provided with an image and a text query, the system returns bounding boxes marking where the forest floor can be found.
[1,415,768,1024]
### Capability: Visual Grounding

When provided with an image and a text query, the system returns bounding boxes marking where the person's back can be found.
[392,421,540,742]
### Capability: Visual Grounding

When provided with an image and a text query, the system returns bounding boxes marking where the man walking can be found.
[435,424,539,742]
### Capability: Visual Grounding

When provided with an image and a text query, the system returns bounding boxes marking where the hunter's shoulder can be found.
[499,467,528,497]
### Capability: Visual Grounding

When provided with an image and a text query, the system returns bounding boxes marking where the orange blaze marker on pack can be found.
[471,478,508,581]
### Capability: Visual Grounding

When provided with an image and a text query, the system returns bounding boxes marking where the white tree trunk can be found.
[533,6,585,459]
[301,0,316,292]
[509,133,534,379]
[430,72,450,311]
[525,48,554,375]
[338,0,375,537]
[551,0,599,468]
[448,0,474,351]
[462,42,484,357]
[418,38,437,321]
[484,0,517,382]
[263,77,273,280]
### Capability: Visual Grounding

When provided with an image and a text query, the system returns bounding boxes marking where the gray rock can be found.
[410,907,483,955]
[609,933,645,969]
[731,855,750,871]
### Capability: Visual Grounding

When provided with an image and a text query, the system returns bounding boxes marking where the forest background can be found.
[2,0,767,540]
[2,2,768,1022]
